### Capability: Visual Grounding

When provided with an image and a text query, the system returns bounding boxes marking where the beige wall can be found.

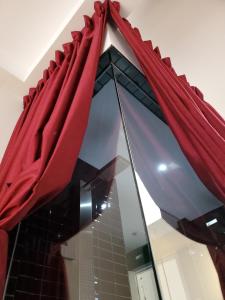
[0,68,24,160]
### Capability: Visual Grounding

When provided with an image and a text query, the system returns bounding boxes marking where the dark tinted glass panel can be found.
[113,65,224,300]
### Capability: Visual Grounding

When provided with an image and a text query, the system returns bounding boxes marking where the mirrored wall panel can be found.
[113,61,224,300]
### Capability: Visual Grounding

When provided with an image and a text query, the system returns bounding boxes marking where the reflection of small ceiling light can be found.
[108,203,111,208]
[206,218,218,227]
[135,254,142,260]
[200,254,203,257]
[101,203,107,210]
[158,163,168,172]
[94,281,98,285]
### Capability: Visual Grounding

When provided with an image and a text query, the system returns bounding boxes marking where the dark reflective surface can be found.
[114,66,223,223]
[113,65,225,299]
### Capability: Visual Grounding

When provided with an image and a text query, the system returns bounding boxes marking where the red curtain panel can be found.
[109,1,225,204]
[0,2,107,297]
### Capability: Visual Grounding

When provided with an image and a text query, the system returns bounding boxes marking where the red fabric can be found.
[109,1,225,203]
[1,0,225,297]
[0,1,107,297]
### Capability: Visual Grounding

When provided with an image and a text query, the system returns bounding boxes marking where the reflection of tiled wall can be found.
[84,181,131,300]
[5,207,72,300]
[5,181,132,300]
[61,181,132,300]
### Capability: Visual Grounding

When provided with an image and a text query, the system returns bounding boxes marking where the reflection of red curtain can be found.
[116,86,215,223]
[0,2,107,297]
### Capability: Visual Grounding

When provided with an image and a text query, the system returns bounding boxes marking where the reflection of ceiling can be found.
[118,84,222,221]
[0,0,144,81]
[79,79,148,253]
[79,80,129,169]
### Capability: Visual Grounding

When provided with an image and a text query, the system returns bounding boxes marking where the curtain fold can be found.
[0,1,107,297]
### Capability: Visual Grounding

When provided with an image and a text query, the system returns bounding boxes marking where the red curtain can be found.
[109,1,225,204]
[0,1,107,297]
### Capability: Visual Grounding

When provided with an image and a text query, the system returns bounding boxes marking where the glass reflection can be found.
[113,65,224,300]
[58,68,160,300]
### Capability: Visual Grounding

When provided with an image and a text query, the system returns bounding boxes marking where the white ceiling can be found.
[0,0,144,81]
